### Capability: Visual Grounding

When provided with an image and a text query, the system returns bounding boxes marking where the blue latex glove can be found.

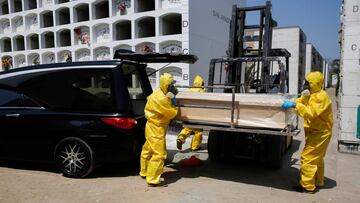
[281,100,296,110]
[171,97,177,106]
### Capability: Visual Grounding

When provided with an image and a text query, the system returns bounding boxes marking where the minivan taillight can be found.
[101,117,137,130]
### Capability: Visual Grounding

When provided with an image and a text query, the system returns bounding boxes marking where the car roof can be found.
[113,51,198,64]
[0,60,123,76]
[0,60,124,88]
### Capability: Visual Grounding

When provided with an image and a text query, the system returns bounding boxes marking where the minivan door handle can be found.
[5,113,20,117]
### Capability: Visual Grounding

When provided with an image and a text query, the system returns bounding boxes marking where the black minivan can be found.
[0,52,197,178]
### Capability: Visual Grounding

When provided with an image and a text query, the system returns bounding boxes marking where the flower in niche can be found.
[74,28,90,45]
[64,53,72,63]
[15,19,23,28]
[2,21,10,30]
[2,57,13,69]
[74,28,81,35]
[32,17,38,24]
[80,33,90,44]
[141,45,153,53]
[118,2,126,11]
[32,56,40,65]
[48,54,55,63]
[18,57,25,66]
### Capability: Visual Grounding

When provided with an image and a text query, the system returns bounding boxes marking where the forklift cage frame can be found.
[208,48,291,94]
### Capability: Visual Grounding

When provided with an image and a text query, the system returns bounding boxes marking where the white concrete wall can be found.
[339,0,360,142]
[272,27,306,94]
[323,61,329,88]
[188,0,246,85]
[0,0,188,86]
[305,43,324,73]
[0,0,247,91]
[305,43,312,75]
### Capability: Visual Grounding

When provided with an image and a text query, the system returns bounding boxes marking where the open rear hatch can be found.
[113,49,198,64]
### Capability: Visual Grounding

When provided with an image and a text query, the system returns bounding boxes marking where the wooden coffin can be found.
[175,92,297,130]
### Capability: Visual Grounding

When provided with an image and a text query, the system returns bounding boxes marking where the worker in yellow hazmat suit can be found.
[176,75,205,151]
[282,71,333,193]
[139,73,178,186]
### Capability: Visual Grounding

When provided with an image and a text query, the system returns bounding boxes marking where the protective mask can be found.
[167,84,178,96]
[301,89,310,96]
[300,80,310,96]
[166,92,175,99]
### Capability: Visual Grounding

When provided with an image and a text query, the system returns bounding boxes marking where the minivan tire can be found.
[54,137,94,178]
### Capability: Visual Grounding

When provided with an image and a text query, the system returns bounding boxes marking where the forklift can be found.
[202,1,297,168]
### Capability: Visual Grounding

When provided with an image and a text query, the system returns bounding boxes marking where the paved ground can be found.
[1,88,360,203]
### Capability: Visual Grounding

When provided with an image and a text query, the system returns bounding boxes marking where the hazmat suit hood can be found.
[305,71,324,94]
[189,75,205,93]
[193,75,204,87]
[159,73,174,95]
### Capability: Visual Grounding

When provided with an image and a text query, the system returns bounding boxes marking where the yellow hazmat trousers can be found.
[295,71,333,191]
[139,73,178,185]
[177,75,205,150]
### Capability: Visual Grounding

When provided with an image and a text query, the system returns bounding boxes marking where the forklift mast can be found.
[228,1,274,93]
[208,1,290,94]
[228,1,273,58]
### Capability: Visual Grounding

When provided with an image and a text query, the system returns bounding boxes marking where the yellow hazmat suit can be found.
[177,75,205,151]
[295,71,333,192]
[139,73,178,185]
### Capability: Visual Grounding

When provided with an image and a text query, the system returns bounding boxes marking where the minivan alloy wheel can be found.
[55,137,94,178]
[61,144,86,173]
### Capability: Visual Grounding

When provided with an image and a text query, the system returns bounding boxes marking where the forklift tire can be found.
[267,135,284,169]
[207,130,224,162]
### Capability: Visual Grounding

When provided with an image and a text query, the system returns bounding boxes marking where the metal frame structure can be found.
[208,48,291,93]
[183,123,300,137]
[213,1,291,93]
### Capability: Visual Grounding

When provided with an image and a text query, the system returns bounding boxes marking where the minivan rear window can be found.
[122,63,148,116]
[122,64,147,100]
[21,69,115,112]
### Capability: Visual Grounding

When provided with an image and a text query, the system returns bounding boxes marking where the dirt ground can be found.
[1,88,360,203]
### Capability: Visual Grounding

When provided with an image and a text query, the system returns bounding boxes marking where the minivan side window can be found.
[0,88,22,107]
[0,88,41,108]
[21,69,115,112]
[22,95,42,107]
